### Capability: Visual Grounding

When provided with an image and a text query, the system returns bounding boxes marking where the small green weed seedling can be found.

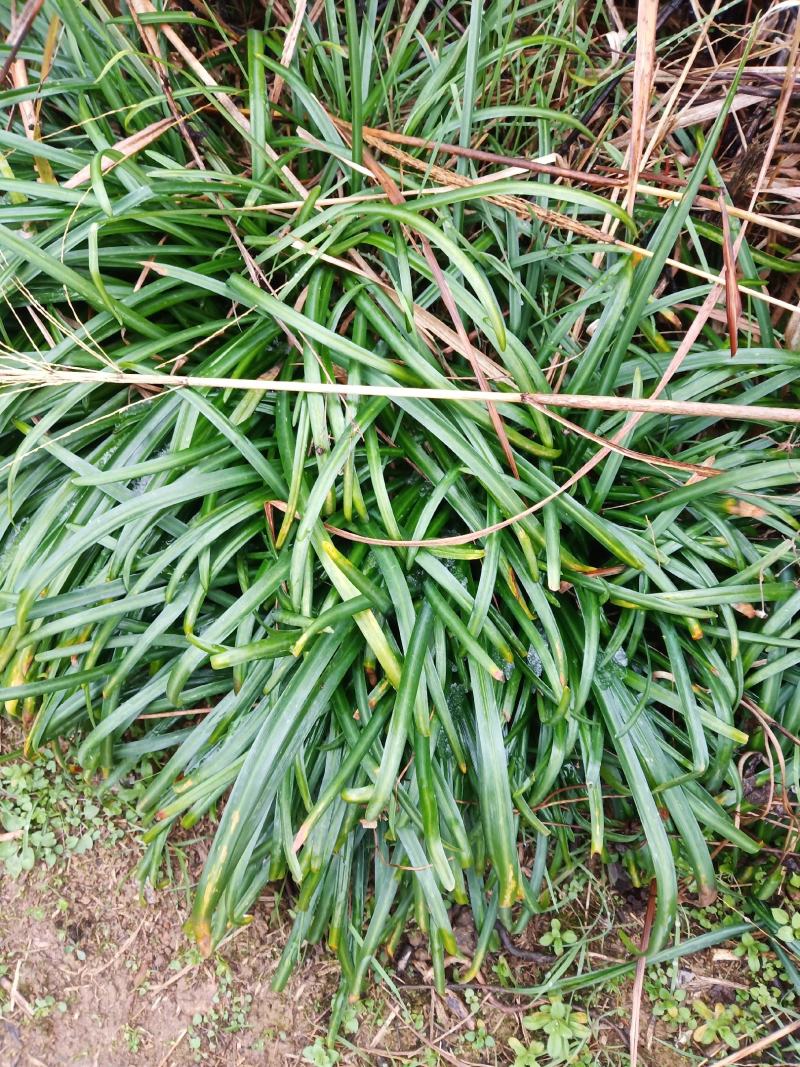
[0,757,142,877]
[539,918,578,957]
[522,997,590,1061]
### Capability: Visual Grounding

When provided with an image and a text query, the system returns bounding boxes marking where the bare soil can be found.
[0,838,341,1067]
[0,729,779,1067]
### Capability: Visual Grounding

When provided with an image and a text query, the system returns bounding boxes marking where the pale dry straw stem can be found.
[572,0,720,347]
[687,0,725,69]
[10,54,42,179]
[270,0,308,107]
[128,0,248,131]
[2,365,800,424]
[626,0,659,214]
[665,89,761,131]
[25,304,56,348]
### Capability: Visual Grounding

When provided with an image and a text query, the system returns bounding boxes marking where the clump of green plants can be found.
[645,967,697,1032]
[0,0,798,1011]
[123,1025,145,1055]
[772,907,800,943]
[539,918,578,957]
[643,923,798,1058]
[452,988,498,1052]
[0,756,141,877]
[521,997,591,1061]
[185,958,254,1063]
[461,1016,496,1052]
[302,1038,340,1067]
[692,1001,742,1051]
[733,931,763,972]
[508,1038,548,1067]
[31,995,68,1020]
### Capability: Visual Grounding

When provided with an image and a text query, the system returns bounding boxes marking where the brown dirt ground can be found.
[0,829,739,1067]
[0,833,541,1067]
[0,725,781,1067]
[0,810,628,1067]
[0,837,341,1067]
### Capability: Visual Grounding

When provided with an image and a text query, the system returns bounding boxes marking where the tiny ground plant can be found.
[32,995,68,1020]
[508,1038,547,1067]
[302,1039,339,1067]
[0,757,142,878]
[539,918,578,957]
[733,931,768,973]
[692,1001,742,1051]
[185,958,254,1063]
[645,970,696,1033]
[460,1017,496,1052]
[772,907,800,943]
[522,997,591,1061]
[123,1025,145,1054]
[492,954,514,986]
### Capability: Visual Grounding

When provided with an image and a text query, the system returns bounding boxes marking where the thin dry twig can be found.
[270,0,307,107]
[0,0,44,83]
[626,0,659,212]
[2,366,798,423]
[706,1017,800,1067]
[630,880,657,1067]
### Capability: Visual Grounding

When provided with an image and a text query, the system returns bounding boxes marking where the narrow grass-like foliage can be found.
[1,0,799,1012]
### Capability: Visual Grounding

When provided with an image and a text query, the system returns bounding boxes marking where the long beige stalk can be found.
[2,366,799,424]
